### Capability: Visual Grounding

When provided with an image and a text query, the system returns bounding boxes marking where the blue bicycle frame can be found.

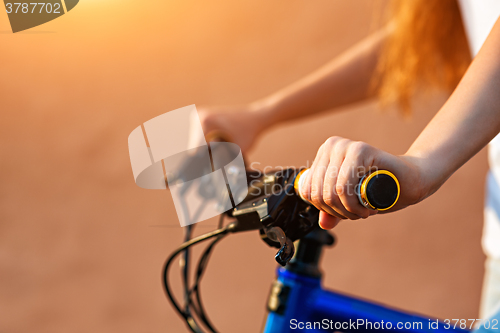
[262,228,469,333]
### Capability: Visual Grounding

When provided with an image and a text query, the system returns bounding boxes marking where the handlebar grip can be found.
[357,170,400,210]
[294,169,400,211]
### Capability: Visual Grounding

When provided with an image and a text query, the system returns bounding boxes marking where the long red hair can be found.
[375,0,471,115]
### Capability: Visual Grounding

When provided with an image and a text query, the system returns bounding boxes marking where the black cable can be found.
[163,225,232,333]
[164,231,223,333]
[182,225,194,313]
[183,215,225,332]
[186,234,225,333]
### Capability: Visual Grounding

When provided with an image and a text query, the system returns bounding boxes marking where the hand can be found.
[198,104,269,154]
[299,136,427,229]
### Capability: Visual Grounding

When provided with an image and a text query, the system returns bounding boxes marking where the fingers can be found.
[337,142,375,219]
[301,137,381,224]
[301,138,349,220]
[310,142,349,219]
[322,139,361,220]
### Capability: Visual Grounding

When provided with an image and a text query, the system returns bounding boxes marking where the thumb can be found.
[318,211,341,230]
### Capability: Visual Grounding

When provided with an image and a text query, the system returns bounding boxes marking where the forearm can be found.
[406,18,500,200]
[251,26,391,130]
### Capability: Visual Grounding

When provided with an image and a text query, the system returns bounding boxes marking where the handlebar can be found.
[293,168,400,211]
[164,164,401,333]
[227,167,400,267]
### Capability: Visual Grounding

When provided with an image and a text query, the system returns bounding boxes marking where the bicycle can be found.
[162,164,470,333]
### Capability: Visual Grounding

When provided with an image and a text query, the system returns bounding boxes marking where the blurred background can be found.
[0,0,487,332]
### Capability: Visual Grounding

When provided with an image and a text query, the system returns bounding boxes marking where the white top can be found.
[458,0,500,55]
[458,0,500,258]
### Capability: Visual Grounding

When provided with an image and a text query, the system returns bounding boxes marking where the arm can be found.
[199,27,390,152]
[300,18,500,229]
[406,17,500,200]
[254,26,390,128]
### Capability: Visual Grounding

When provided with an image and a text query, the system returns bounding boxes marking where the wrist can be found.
[401,150,450,203]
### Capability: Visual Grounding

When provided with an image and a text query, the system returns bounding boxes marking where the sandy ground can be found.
[0,1,487,332]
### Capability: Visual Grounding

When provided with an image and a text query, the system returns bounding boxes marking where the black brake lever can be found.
[228,168,319,266]
[264,226,295,266]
